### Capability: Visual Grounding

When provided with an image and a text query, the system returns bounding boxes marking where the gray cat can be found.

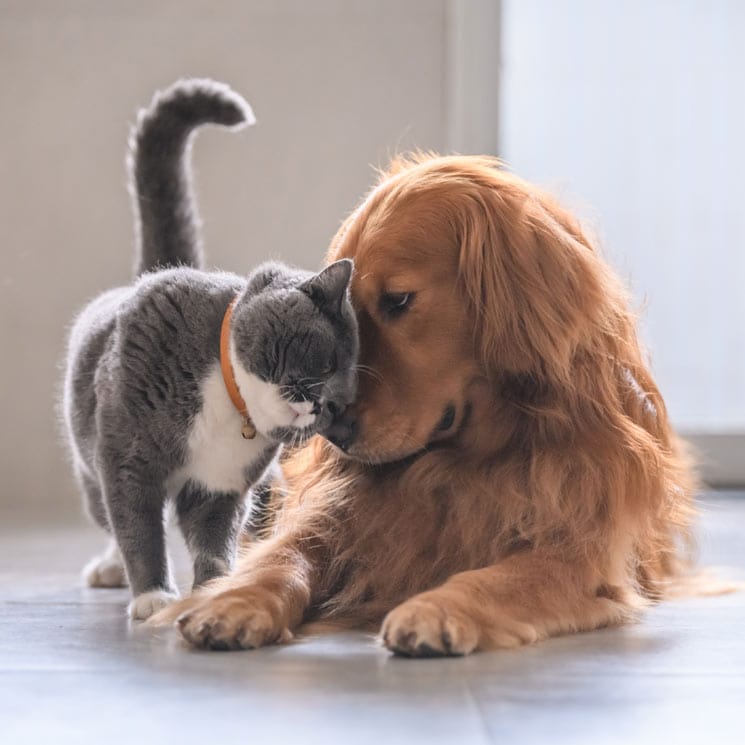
[62,79,358,620]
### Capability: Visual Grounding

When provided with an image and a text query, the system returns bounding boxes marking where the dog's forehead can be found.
[332,171,461,299]
[337,227,459,308]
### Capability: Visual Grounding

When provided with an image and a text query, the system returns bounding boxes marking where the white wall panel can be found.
[501,0,745,434]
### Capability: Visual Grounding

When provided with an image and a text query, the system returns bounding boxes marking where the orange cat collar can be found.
[220,299,257,440]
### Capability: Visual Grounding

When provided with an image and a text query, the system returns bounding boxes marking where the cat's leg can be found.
[176,482,247,588]
[77,465,127,589]
[99,462,177,620]
[79,466,109,530]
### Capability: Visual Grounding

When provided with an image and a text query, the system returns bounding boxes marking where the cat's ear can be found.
[301,259,354,313]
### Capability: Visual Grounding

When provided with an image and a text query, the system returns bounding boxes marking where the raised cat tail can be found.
[128,78,255,275]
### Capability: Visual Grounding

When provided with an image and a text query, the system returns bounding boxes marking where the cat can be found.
[61,79,359,620]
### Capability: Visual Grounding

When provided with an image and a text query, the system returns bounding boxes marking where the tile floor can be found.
[1,495,743,745]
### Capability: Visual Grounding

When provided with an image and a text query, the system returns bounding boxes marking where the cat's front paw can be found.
[176,590,292,650]
[129,589,180,621]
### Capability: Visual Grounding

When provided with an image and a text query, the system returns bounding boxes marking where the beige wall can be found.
[0,0,451,519]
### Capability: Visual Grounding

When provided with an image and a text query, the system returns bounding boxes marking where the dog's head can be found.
[326,155,610,464]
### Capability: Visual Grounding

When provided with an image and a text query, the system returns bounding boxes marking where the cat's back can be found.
[113,268,243,363]
[64,268,244,449]
[124,266,242,324]
[66,285,132,393]
[68,285,130,355]
[63,284,132,456]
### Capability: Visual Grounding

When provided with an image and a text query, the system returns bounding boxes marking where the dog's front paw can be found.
[129,589,180,621]
[381,596,480,657]
[176,591,292,651]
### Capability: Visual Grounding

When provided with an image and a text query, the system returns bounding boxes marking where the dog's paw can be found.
[129,589,180,621]
[176,591,292,651]
[381,596,480,657]
[83,544,127,588]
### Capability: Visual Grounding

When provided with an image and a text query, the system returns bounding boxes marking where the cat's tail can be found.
[128,78,255,276]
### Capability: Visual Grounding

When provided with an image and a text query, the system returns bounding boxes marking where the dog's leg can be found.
[381,549,637,657]
[160,534,315,650]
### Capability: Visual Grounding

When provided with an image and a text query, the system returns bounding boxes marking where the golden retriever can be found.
[159,154,696,656]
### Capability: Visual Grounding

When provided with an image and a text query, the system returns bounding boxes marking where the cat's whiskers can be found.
[355,364,383,384]
[355,363,397,400]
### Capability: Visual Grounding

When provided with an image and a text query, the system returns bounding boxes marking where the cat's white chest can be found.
[178,365,274,494]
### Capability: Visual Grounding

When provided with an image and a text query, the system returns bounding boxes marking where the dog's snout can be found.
[325,409,359,452]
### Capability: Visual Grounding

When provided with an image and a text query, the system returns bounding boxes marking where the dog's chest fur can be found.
[170,365,277,495]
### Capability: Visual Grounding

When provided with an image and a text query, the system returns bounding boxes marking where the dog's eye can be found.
[437,405,456,432]
[379,292,415,319]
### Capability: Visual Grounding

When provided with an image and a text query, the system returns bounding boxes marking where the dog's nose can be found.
[325,409,358,452]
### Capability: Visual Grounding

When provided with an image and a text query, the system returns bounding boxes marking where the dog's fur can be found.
[158,154,697,656]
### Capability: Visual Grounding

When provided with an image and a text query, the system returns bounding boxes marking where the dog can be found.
[156,154,697,656]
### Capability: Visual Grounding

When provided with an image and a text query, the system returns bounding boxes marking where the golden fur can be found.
[156,154,698,656]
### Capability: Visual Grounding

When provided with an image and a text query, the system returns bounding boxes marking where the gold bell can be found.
[241,418,257,440]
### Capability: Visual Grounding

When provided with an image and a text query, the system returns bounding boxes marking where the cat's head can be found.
[230,259,358,444]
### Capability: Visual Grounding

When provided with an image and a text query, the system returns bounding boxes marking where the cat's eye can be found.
[321,354,337,377]
[379,292,415,319]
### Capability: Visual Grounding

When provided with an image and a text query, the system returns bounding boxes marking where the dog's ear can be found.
[457,183,609,383]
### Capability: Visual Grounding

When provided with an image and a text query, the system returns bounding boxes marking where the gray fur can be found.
[62,80,358,614]
[231,258,358,440]
[176,483,248,587]
[128,78,255,275]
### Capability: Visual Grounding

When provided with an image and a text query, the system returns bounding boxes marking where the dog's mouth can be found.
[345,401,472,469]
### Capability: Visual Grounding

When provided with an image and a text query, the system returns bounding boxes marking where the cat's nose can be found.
[325,408,358,452]
[288,400,314,417]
